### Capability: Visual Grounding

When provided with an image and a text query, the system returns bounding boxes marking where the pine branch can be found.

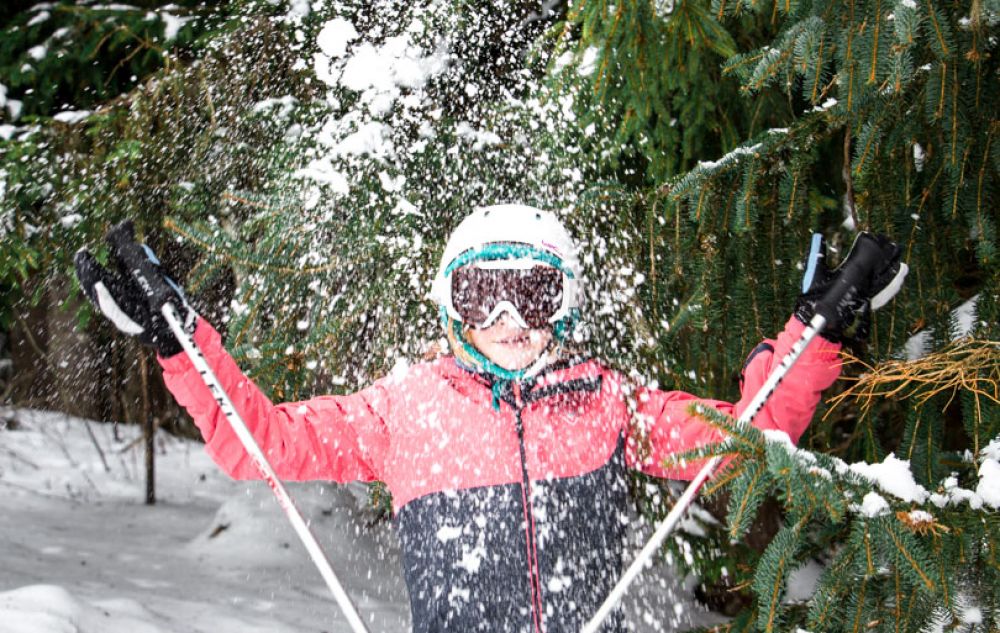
[753,515,808,632]
[727,460,772,540]
[880,519,937,592]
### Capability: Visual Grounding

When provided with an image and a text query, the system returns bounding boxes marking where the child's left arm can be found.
[625,316,841,480]
[625,232,908,479]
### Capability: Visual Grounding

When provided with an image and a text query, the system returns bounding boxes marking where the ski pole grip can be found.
[813,232,882,324]
[105,220,176,307]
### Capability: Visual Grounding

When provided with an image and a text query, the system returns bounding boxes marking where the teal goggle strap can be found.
[443,243,575,278]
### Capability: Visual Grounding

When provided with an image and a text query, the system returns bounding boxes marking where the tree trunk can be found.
[140,350,155,505]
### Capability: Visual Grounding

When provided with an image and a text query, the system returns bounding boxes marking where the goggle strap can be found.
[444,244,573,278]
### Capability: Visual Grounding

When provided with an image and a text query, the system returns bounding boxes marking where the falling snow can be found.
[4,0,994,631]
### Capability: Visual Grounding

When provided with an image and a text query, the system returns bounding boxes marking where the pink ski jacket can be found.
[159,316,840,632]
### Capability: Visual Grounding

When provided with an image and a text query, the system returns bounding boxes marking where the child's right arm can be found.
[158,317,391,484]
[75,221,391,485]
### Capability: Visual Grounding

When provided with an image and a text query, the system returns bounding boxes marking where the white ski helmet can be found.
[430,204,583,328]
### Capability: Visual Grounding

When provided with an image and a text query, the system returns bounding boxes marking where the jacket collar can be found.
[436,355,603,408]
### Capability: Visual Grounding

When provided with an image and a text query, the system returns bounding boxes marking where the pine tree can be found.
[0,0,310,424]
[545,0,998,629]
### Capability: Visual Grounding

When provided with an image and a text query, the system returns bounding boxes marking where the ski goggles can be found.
[450,263,565,329]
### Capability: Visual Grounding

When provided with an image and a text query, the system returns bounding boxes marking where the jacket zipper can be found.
[513,383,545,632]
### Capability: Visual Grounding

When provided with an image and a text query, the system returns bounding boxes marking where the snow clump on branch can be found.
[847,453,929,504]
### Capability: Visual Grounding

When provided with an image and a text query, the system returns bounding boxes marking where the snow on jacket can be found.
[159,316,840,632]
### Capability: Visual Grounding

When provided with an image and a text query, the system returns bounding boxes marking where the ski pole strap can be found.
[161,304,372,633]
[581,313,827,633]
[801,233,824,293]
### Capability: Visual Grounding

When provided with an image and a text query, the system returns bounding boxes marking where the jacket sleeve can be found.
[626,316,841,480]
[157,317,391,483]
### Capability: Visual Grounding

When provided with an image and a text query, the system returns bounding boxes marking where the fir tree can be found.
[547,0,998,628]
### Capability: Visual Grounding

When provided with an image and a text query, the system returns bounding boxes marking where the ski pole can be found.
[161,303,372,633]
[582,233,889,633]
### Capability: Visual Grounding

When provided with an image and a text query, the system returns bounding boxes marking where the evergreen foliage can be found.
[548,0,996,393]
[0,1,216,118]
[670,394,999,631]
[544,0,999,627]
[0,0,306,331]
[545,0,748,183]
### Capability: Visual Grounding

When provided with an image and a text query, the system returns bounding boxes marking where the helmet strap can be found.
[551,309,580,344]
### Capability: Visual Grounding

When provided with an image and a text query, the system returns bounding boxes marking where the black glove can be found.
[75,220,195,358]
[794,232,908,344]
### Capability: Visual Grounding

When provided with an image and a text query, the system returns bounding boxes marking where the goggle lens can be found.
[451,265,564,329]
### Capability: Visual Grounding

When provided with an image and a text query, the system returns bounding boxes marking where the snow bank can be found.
[1,409,410,632]
[185,481,409,600]
[0,585,167,633]
[0,408,234,504]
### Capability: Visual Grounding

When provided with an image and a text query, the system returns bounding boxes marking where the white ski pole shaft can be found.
[582,313,827,633]
[162,304,371,633]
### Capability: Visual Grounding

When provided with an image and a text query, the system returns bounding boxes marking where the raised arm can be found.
[627,232,907,480]
[75,220,391,484]
[158,318,391,483]
[626,316,841,480]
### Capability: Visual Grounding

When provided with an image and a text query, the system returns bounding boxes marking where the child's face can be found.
[466,313,553,371]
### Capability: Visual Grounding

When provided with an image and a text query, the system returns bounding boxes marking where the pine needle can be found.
[826,338,1000,419]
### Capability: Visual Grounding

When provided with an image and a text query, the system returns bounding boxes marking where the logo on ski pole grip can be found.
[133,270,154,297]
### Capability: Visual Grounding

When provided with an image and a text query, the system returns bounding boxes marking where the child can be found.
[75,205,904,632]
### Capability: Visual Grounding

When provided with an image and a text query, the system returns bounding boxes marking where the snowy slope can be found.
[0,408,724,632]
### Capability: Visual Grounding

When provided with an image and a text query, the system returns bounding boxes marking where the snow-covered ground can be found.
[0,408,725,632]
